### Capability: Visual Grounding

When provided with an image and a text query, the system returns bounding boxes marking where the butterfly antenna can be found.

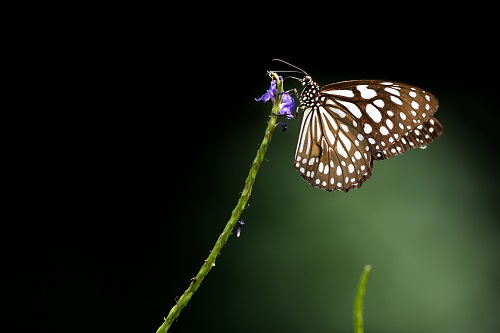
[286,76,302,82]
[265,70,302,84]
[272,59,309,76]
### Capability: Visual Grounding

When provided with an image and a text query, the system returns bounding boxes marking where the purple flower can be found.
[254,78,278,103]
[255,76,295,119]
[279,93,295,119]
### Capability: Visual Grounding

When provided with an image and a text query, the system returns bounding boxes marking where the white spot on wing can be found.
[325,89,355,97]
[336,100,362,119]
[384,87,400,96]
[373,99,385,108]
[366,104,382,122]
[336,141,348,158]
[390,96,403,105]
[327,106,346,118]
[356,85,377,99]
[363,123,372,134]
[338,131,352,151]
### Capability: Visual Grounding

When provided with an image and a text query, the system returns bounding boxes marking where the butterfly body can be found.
[294,76,443,192]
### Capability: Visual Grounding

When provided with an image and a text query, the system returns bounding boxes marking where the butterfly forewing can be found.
[294,77,443,192]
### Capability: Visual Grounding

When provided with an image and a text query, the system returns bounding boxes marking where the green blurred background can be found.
[9,10,498,333]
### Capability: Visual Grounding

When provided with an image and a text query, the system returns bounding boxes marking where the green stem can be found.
[353,265,372,333]
[156,72,284,333]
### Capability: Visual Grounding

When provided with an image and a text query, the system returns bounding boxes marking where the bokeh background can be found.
[9,8,498,333]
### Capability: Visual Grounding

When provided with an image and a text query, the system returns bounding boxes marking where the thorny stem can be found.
[156,72,284,333]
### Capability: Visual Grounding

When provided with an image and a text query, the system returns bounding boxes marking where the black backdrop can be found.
[8,8,499,333]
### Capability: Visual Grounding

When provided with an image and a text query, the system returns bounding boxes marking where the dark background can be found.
[8,7,499,333]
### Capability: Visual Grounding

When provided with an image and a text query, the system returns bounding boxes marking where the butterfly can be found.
[274,60,443,192]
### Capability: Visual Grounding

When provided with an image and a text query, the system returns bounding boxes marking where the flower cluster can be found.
[255,76,295,119]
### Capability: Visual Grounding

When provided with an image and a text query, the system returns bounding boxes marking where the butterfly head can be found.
[299,76,320,107]
[301,75,312,85]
